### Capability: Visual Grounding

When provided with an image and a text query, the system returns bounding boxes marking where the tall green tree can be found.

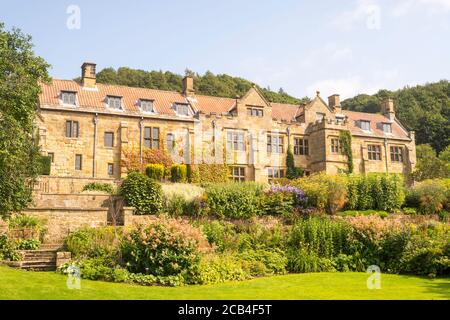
[412,144,449,181]
[0,23,50,217]
[93,67,308,105]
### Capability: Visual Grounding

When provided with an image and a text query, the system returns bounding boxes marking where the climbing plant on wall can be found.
[339,130,354,173]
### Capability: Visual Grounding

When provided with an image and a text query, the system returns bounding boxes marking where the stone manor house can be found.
[35,62,416,191]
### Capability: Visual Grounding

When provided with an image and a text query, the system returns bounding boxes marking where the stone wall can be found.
[33,176,120,195]
[32,193,111,208]
[22,207,109,242]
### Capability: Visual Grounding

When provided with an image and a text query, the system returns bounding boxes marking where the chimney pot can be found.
[81,62,96,88]
[381,97,395,121]
[328,94,341,112]
[182,76,194,96]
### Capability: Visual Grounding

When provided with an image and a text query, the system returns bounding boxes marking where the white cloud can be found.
[391,0,450,16]
[331,0,382,30]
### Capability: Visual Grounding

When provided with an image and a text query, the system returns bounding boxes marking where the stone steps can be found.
[15,249,58,271]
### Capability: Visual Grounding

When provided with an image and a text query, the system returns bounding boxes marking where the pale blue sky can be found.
[1,0,449,99]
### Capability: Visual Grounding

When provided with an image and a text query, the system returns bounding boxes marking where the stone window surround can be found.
[65,120,79,138]
[104,131,114,148]
[227,130,245,151]
[230,166,245,182]
[144,126,160,149]
[267,167,285,183]
[293,137,309,156]
[367,144,382,161]
[330,138,342,154]
[246,106,264,117]
[390,146,404,163]
[75,154,82,171]
[267,134,284,154]
[107,163,114,176]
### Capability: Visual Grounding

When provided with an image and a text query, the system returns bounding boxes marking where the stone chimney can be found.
[381,97,395,121]
[81,62,96,88]
[328,94,341,113]
[182,76,194,96]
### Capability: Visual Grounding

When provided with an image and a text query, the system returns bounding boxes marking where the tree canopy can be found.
[87,67,310,105]
[342,81,450,153]
[0,23,50,217]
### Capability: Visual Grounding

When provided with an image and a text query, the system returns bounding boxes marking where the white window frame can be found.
[107,96,122,110]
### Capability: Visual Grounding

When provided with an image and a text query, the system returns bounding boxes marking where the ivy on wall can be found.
[339,130,354,173]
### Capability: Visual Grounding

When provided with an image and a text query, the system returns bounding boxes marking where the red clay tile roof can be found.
[342,110,409,139]
[271,103,303,121]
[39,80,189,116]
[39,80,411,140]
[188,94,236,114]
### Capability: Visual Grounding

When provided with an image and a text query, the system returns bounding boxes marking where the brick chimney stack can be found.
[328,94,341,113]
[381,97,395,121]
[182,76,195,96]
[81,62,96,88]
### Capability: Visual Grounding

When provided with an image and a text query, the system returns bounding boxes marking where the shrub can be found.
[288,217,352,259]
[0,234,21,261]
[345,174,405,212]
[339,210,389,218]
[346,215,411,271]
[161,183,205,217]
[7,214,47,240]
[170,164,187,183]
[145,164,165,181]
[121,172,163,215]
[293,173,347,214]
[261,185,307,217]
[161,183,204,201]
[8,215,42,229]
[406,179,448,214]
[163,194,187,217]
[399,222,450,277]
[82,182,114,194]
[287,248,336,273]
[64,226,122,258]
[121,217,211,277]
[205,182,263,219]
[16,238,40,250]
[190,254,249,284]
[238,248,287,276]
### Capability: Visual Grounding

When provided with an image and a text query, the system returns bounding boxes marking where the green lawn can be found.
[0,266,448,300]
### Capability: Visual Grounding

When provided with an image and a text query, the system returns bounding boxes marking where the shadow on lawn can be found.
[422,277,450,299]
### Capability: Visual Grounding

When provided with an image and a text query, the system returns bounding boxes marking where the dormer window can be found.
[336,115,345,124]
[174,103,190,116]
[382,123,392,134]
[359,120,371,131]
[316,112,325,122]
[61,91,76,105]
[140,99,154,113]
[107,96,122,109]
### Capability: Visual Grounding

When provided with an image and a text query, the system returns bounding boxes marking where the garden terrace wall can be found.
[33,176,120,195]
[21,207,109,242]
[32,193,112,208]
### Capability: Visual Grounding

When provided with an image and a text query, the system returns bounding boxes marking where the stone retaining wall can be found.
[21,207,109,242]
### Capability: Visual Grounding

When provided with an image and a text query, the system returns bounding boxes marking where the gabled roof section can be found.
[240,85,272,108]
[342,110,410,139]
[271,103,303,121]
